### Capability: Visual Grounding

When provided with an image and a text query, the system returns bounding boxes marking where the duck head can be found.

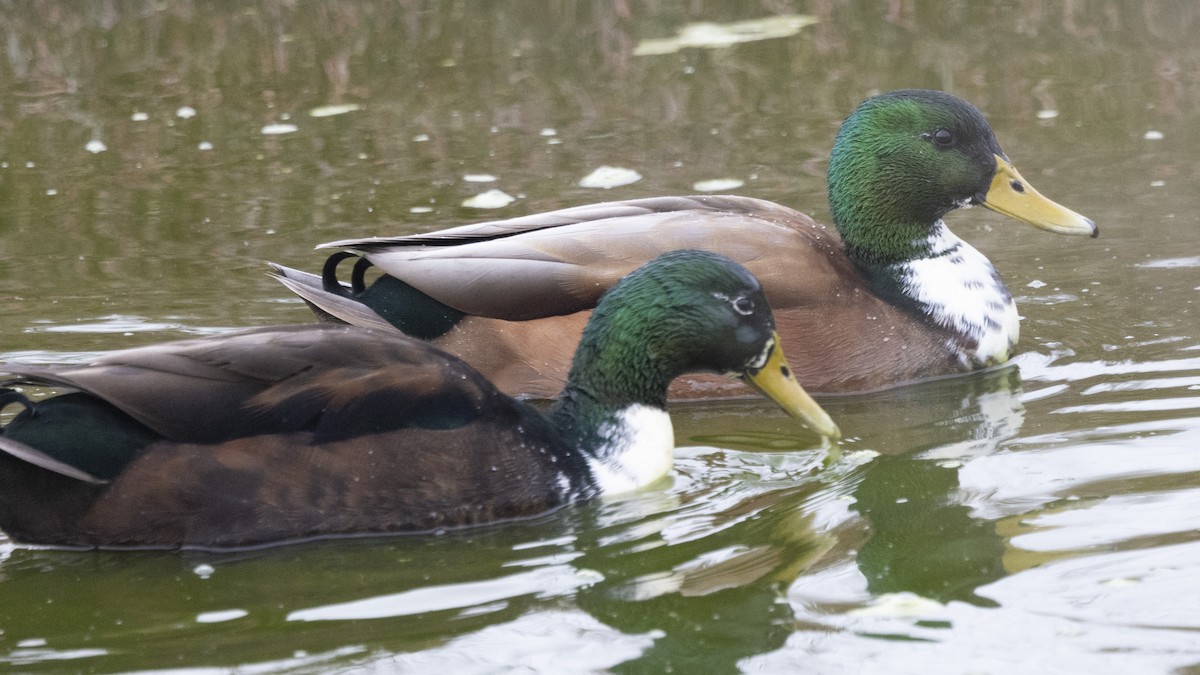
[563,249,840,440]
[827,89,1096,266]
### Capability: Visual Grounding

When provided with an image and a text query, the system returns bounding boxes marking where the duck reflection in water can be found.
[567,365,1024,672]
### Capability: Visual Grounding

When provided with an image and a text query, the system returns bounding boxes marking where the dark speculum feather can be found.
[2,392,159,480]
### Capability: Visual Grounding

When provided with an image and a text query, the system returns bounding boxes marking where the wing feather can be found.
[1,325,507,444]
[323,196,841,319]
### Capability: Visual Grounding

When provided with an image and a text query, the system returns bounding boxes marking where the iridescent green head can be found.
[564,249,838,439]
[827,89,1096,266]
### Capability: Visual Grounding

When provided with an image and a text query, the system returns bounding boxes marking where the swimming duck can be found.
[0,251,837,549]
[273,89,1097,398]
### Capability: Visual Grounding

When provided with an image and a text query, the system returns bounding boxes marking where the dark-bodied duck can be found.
[274,89,1097,399]
[0,251,837,550]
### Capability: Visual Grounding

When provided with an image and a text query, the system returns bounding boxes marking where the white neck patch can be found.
[586,404,675,496]
[897,221,1019,366]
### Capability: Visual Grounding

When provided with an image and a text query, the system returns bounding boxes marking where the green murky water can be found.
[1,2,1198,672]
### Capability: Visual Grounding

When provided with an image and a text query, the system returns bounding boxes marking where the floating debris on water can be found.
[262,123,299,135]
[462,189,515,209]
[410,206,434,214]
[85,139,107,154]
[45,189,57,196]
[1144,130,1164,140]
[1150,180,1165,187]
[309,103,361,118]
[463,174,498,183]
[579,166,642,189]
[1027,279,1047,288]
[131,112,149,122]
[1036,109,1059,120]
[693,178,744,192]
[412,133,430,142]
[193,563,215,579]
[635,14,818,56]
[176,106,197,119]
[198,141,214,151]
[540,128,558,137]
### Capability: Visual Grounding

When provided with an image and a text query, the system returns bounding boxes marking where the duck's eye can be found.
[929,128,955,148]
[732,296,755,316]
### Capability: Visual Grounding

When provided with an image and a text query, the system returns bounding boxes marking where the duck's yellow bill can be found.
[981,155,1097,238]
[742,333,840,440]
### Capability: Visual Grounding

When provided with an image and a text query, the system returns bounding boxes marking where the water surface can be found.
[1,2,1198,672]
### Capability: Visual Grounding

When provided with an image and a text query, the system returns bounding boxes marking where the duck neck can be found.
[851,218,1019,366]
[826,146,970,305]
[830,185,956,270]
[547,318,678,496]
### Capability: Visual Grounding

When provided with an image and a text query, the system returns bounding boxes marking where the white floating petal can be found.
[579,166,642,189]
[309,103,362,118]
[196,609,248,624]
[261,123,299,135]
[463,173,498,183]
[635,14,818,56]
[1036,109,1059,120]
[85,140,107,154]
[1144,130,1164,140]
[131,112,149,122]
[462,189,515,209]
[198,141,214,151]
[692,178,744,192]
[176,106,197,119]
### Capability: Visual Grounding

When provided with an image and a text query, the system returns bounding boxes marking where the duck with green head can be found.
[0,251,837,549]
[273,89,1097,398]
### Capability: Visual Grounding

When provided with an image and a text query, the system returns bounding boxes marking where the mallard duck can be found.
[0,251,837,550]
[273,89,1096,399]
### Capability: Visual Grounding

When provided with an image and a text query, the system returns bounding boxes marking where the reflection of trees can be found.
[0,0,1194,199]
[0,1,1193,337]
